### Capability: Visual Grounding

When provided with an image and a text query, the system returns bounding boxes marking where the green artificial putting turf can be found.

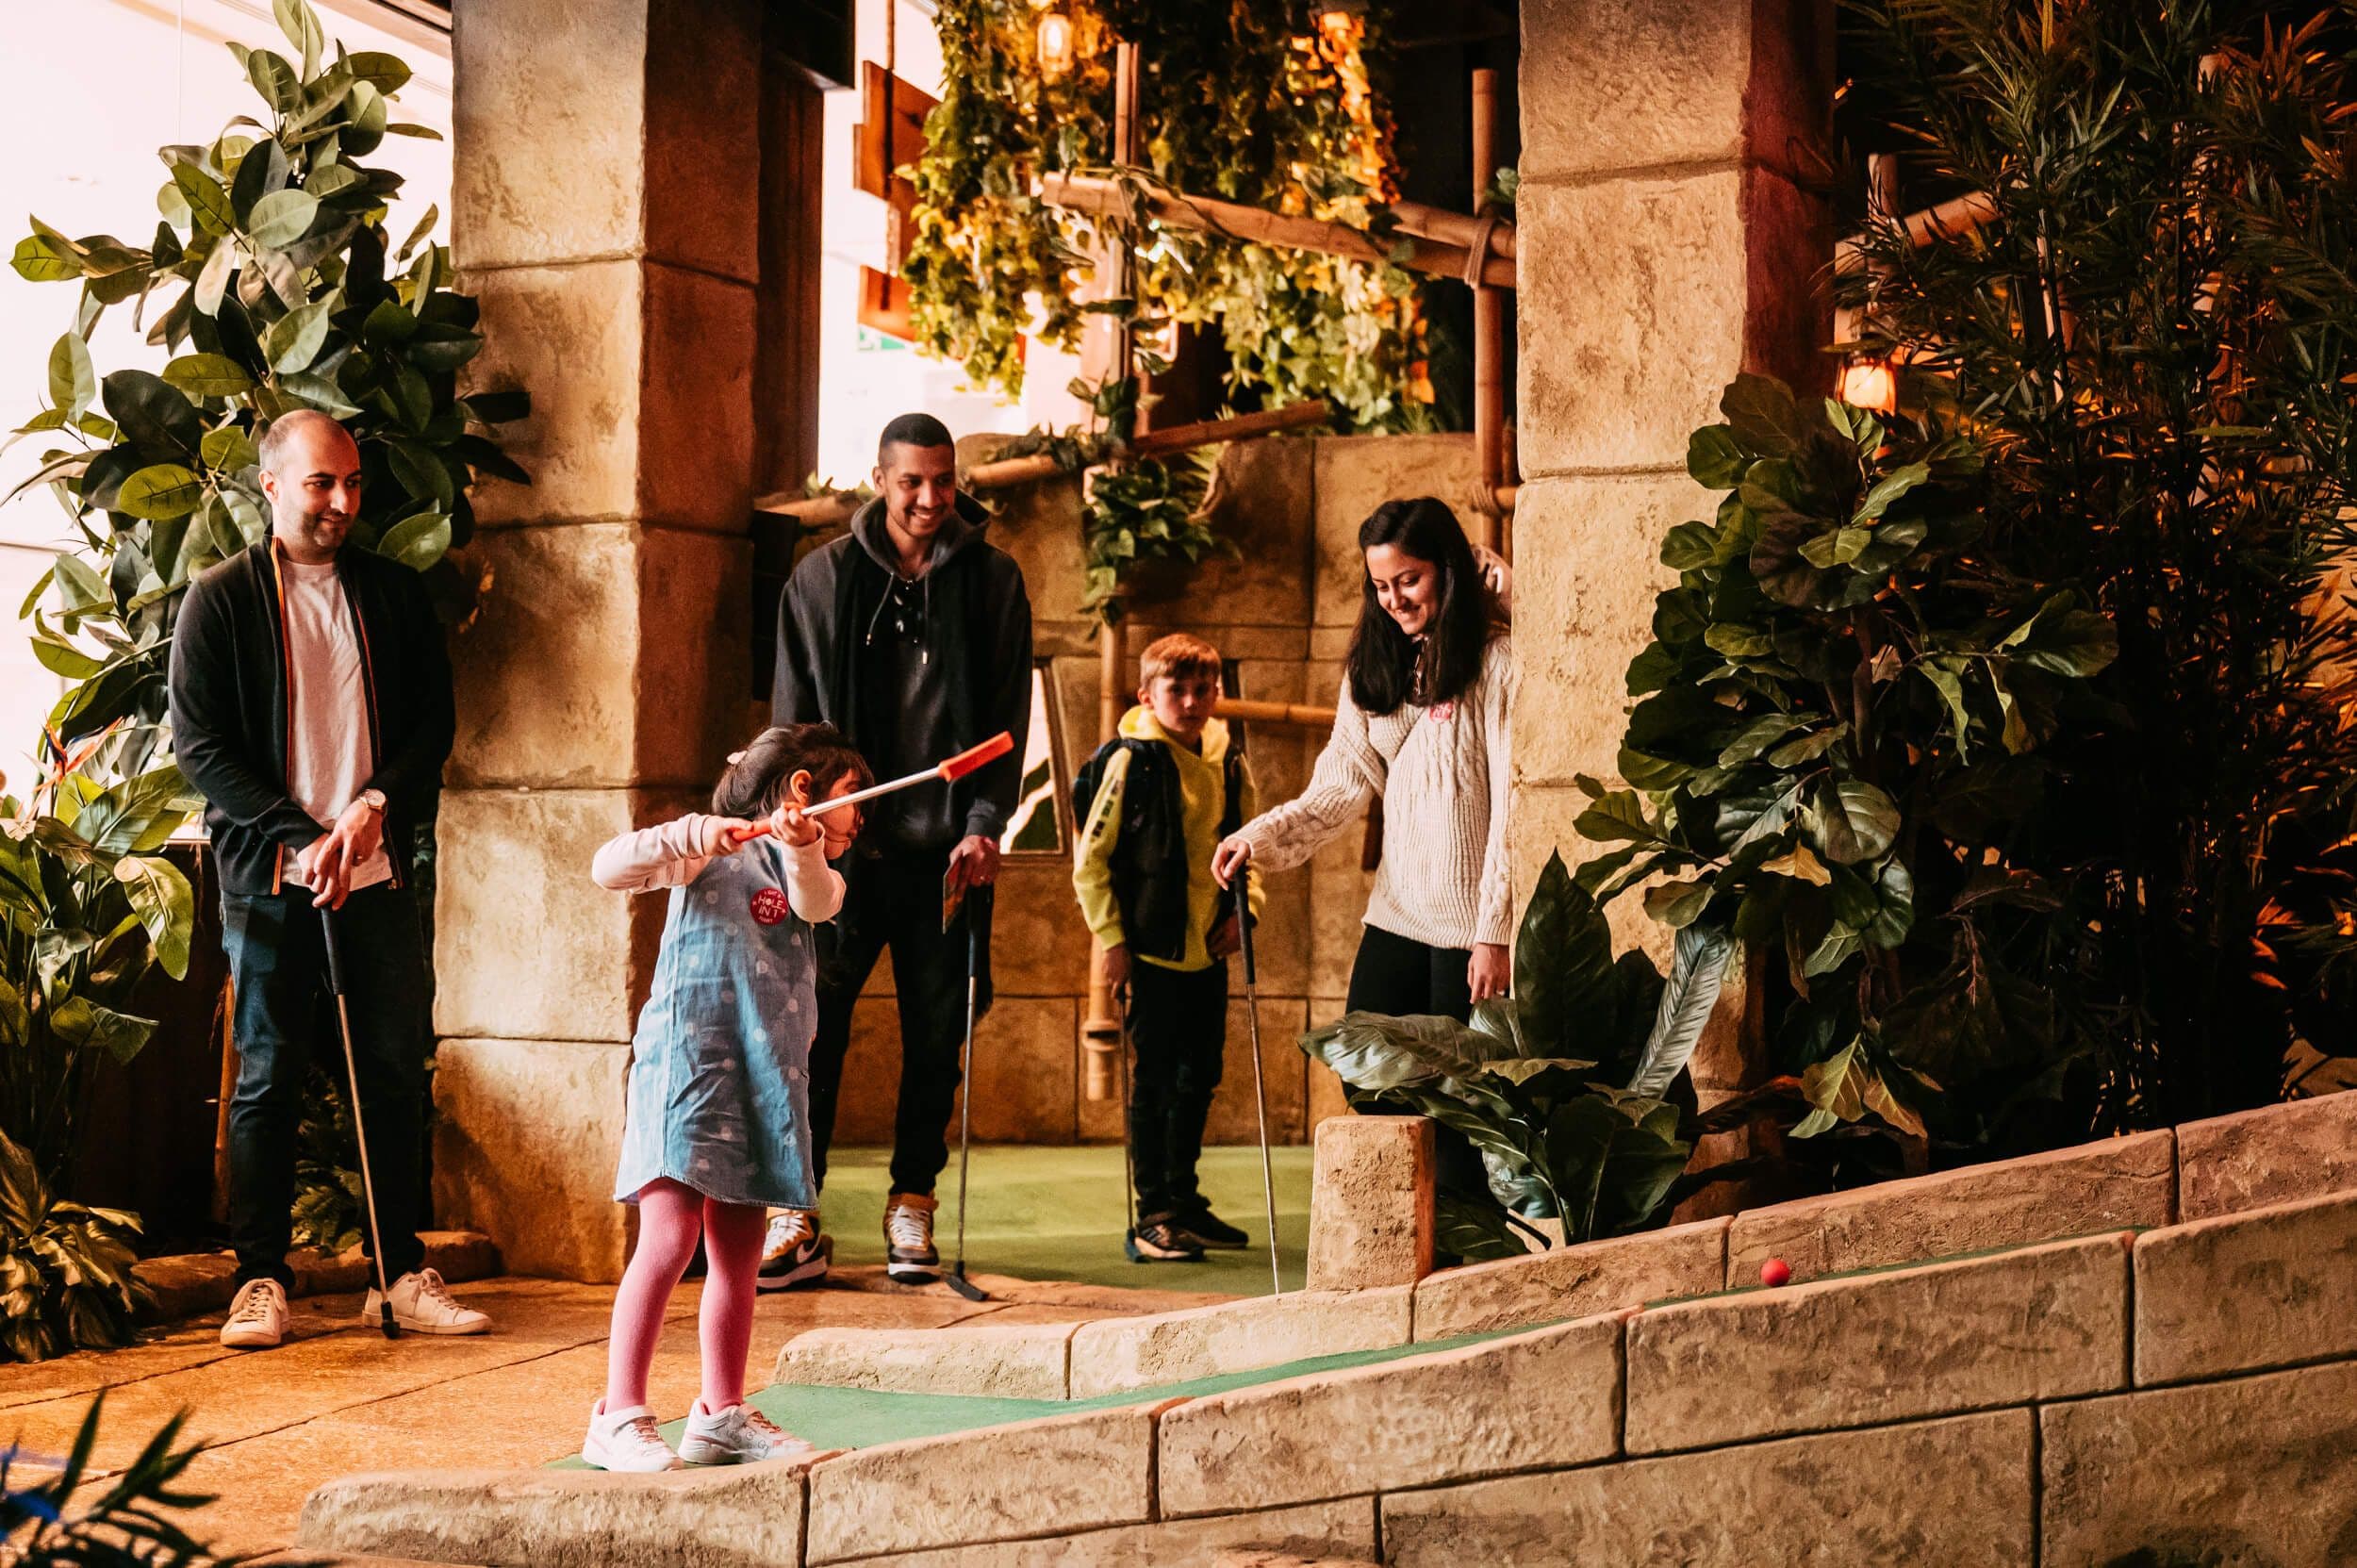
[551,1326,1521,1467]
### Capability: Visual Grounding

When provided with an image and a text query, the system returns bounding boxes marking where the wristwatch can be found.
[357,788,387,815]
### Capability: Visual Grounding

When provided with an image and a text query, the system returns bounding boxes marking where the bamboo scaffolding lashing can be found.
[1036,172,1517,291]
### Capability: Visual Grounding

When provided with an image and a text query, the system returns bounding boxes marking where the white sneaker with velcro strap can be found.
[581,1401,682,1472]
[678,1400,816,1465]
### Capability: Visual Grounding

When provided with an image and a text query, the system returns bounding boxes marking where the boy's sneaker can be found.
[882,1193,940,1283]
[1126,1218,1206,1263]
[757,1210,832,1292]
[677,1400,816,1465]
[581,1401,682,1472]
[367,1268,492,1335]
[219,1279,288,1349]
[1174,1204,1249,1251]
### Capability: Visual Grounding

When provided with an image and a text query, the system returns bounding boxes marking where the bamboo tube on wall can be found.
[1388,196,1515,260]
[1213,697,1338,730]
[1470,68,1506,557]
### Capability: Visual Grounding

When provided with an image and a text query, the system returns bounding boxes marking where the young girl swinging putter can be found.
[581,723,871,1472]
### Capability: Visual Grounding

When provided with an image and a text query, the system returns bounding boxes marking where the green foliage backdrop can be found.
[905,0,1434,430]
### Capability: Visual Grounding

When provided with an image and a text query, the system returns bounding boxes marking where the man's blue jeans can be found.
[220,882,429,1289]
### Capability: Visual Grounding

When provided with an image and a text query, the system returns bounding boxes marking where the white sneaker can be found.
[882,1193,939,1283]
[757,1210,831,1293]
[677,1400,815,1465]
[220,1279,288,1349]
[581,1400,682,1472]
[365,1267,492,1335]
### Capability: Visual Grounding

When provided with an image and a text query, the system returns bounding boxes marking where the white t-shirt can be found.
[280,556,392,891]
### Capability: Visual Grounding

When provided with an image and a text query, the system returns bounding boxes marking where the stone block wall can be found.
[305,1108,2357,1563]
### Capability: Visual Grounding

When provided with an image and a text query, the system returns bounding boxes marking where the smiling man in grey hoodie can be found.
[766,412,1033,1285]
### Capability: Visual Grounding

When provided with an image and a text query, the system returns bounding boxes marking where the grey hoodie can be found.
[770,493,1033,852]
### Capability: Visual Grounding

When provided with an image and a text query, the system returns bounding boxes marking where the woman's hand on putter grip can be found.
[1468,942,1509,1002]
[1211,835,1251,889]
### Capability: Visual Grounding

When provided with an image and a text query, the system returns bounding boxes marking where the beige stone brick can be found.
[772,1321,1078,1400]
[1625,1233,2130,1453]
[449,523,748,792]
[1159,1313,1623,1516]
[453,0,758,280]
[1206,996,1309,1146]
[1516,167,1825,476]
[1380,1410,2034,1566]
[1066,1286,1411,1397]
[2040,1360,2357,1568]
[1413,1215,1727,1340]
[1187,437,1318,629]
[986,857,1095,999]
[1305,1114,1434,1291]
[432,787,692,1044]
[2134,1190,2357,1386]
[462,262,754,532]
[805,1403,1159,1562]
[2175,1090,2357,1221]
[431,1036,632,1282]
[847,1498,1378,1566]
[1510,471,1710,788]
[1310,435,1482,628]
[300,1457,817,1567]
[1724,1130,2176,1284]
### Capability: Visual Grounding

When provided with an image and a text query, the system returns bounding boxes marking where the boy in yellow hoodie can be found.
[1073,634,1262,1261]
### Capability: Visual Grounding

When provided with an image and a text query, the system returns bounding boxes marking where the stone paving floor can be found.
[0,1266,1228,1561]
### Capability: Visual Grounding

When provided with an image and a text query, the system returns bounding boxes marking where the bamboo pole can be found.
[749,402,1332,520]
[1470,68,1506,557]
[1213,697,1337,730]
[1038,171,1517,291]
[1387,197,1516,260]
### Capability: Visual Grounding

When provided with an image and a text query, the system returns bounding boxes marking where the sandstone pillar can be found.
[1510,2,1834,1110]
[433,0,759,1279]
[1305,1114,1436,1291]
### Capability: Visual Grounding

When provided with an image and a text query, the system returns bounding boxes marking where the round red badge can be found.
[750,887,790,926]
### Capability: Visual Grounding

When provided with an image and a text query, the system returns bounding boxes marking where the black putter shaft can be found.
[321,905,400,1339]
[945,884,990,1302]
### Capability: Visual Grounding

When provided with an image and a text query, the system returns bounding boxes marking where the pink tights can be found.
[602,1178,767,1413]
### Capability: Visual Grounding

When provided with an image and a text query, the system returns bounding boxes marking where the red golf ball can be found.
[1760,1258,1792,1288]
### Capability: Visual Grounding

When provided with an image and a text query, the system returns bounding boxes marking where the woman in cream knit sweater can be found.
[1212,496,1514,1023]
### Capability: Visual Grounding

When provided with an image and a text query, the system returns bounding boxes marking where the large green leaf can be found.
[1624,921,1736,1098]
[45,998,157,1065]
[1688,424,1746,488]
[11,234,82,282]
[114,464,203,521]
[1721,373,1809,458]
[114,854,194,980]
[246,188,320,249]
[263,298,332,373]
[376,510,450,571]
[1296,1011,1481,1095]
[246,48,303,114]
[1511,852,1624,1062]
[1805,776,1900,865]
[230,135,289,224]
[101,370,202,454]
[47,333,94,419]
[173,163,236,238]
[346,50,412,94]
[163,353,254,399]
[201,424,261,473]
[1542,1092,1692,1243]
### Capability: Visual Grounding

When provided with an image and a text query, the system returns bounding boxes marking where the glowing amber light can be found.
[1840,357,1898,414]
[1035,11,1075,78]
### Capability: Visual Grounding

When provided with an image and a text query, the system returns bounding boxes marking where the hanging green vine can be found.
[905,0,1432,431]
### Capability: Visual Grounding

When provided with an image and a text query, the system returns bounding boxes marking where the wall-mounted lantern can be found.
[1035,9,1075,78]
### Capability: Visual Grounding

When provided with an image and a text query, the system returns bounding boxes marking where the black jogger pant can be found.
[1343,922,1489,1201]
[1124,958,1228,1220]
[808,845,992,1197]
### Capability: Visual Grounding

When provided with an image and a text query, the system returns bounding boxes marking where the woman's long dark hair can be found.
[712,723,872,817]
[1343,497,1492,715]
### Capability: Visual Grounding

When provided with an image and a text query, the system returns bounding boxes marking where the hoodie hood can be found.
[1119,702,1232,768]
[849,489,991,579]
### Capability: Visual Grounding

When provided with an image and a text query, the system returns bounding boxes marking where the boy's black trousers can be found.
[1125,957,1228,1221]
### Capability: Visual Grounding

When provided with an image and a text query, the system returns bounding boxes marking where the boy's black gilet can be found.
[1080,738,1244,965]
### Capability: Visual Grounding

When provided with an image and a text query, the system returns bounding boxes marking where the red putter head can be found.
[938,731,1014,781]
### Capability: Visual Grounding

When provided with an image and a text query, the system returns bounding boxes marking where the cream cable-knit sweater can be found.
[1237,635,1515,951]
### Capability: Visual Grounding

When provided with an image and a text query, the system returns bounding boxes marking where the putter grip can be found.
[1238,867,1257,986]
[319,907,349,997]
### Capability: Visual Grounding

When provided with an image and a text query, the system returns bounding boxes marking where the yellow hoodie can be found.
[1072,705,1261,972]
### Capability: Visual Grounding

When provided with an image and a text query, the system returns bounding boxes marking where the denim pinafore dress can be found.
[612,836,820,1210]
